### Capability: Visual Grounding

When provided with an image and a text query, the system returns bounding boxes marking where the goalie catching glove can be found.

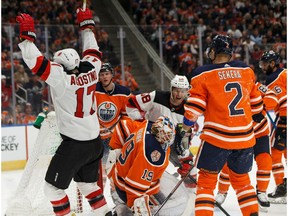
[16,13,36,42]
[76,7,95,30]
[105,149,121,178]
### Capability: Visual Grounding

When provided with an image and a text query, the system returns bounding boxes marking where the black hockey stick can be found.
[152,165,194,216]
[170,156,231,216]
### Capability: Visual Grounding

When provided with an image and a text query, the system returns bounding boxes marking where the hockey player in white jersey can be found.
[126,75,198,189]
[16,8,111,216]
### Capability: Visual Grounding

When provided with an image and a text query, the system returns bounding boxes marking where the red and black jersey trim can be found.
[83,49,102,60]
[31,56,51,81]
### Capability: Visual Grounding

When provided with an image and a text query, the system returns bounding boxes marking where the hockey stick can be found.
[152,165,194,216]
[266,110,277,130]
[186,175,230,216]
[83,0,86,10]
[169,156,231,216]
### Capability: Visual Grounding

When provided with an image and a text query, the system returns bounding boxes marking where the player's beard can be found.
[265,65,274,76]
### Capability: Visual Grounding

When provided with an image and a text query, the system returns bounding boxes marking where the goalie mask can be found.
[151,115,175,151]
[53,48,80,72]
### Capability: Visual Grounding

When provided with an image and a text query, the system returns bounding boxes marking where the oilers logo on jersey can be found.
[98,102,118,122]
[151,150,161,162]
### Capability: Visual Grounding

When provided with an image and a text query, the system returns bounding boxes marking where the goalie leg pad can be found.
[44,182,70,216]
[133,195,151,216]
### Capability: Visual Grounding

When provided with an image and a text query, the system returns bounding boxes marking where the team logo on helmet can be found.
[98,102,117,122]
[151,150,161,162]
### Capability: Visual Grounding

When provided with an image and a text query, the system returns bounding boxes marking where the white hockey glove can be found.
[132,195,151,216]
[105,149,121,178]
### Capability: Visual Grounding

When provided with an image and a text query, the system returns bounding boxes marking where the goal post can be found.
[5,112,95,216]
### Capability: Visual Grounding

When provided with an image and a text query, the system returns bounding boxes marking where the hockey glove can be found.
[174,123,192,156]
[177,151,196,188]
[16,13,36,42]
[76,8,95,30]
[105,149,121,178]
[276,117,287,150]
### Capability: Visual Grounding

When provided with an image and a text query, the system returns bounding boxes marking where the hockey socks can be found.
[50,195,70,216]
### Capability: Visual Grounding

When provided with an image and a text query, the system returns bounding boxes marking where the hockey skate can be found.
[257,190,270,212]
[268,178,287,204]
[215,192,227,205]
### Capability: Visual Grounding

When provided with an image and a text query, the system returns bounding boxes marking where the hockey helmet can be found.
[259,50,280,66]
[100,62,114,76]
[53,48,80,71]
[170,75,189,89]
[151,115,175,151]
[206,34,233,58]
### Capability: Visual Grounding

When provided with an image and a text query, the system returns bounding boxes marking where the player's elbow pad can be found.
[252,112,265,123]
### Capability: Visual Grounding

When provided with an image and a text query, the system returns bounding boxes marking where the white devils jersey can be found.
[126,90,185,125]
[18,30,102,141]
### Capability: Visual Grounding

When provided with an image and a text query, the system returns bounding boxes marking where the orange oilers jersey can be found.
[109,118,144,150]
[95,83,131,139]
[185,60,263,149]
[111,120,170,207]
[265,68,287,117]
[254,82,278,138]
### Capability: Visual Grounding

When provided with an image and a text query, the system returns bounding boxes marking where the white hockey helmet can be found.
[53,48,80,71]
[151,115,175,151]
[170,75,189,90]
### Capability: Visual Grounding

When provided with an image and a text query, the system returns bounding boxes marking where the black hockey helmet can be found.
[206,34,233,57]
[260,50,280,65]
[100,62,114,75]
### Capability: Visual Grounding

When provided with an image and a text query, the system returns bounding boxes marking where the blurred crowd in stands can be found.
[131,0,286,79]
[1,0,287,125]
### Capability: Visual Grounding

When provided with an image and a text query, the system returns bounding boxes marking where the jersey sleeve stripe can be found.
[204,121,253,131]
[184,106,203,116]
[187,97,207,106]
[83,49,102,60]
[125,177,150,190]
[185,102,206,112]
[203,131,255,142]
[204,126,254,136]
[31,56,51,81]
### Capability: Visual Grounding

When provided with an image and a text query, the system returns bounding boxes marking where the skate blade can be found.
[268,197,287,204]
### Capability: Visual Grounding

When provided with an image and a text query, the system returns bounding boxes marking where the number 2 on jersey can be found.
[74,83,97,118]
[225,82,244,116]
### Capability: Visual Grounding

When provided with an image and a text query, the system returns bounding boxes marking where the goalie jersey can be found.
[110,120,170,207]
[185,60,263,149]
[18,30,101,140]
[95,83,131,139]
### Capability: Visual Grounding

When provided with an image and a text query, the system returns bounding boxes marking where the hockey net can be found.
[5,112,91,216]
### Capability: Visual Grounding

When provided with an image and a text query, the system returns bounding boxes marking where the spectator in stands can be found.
[21,103,36,124]
[1,75,12,112]
[14,64,29,87]
[24,74,44,115]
